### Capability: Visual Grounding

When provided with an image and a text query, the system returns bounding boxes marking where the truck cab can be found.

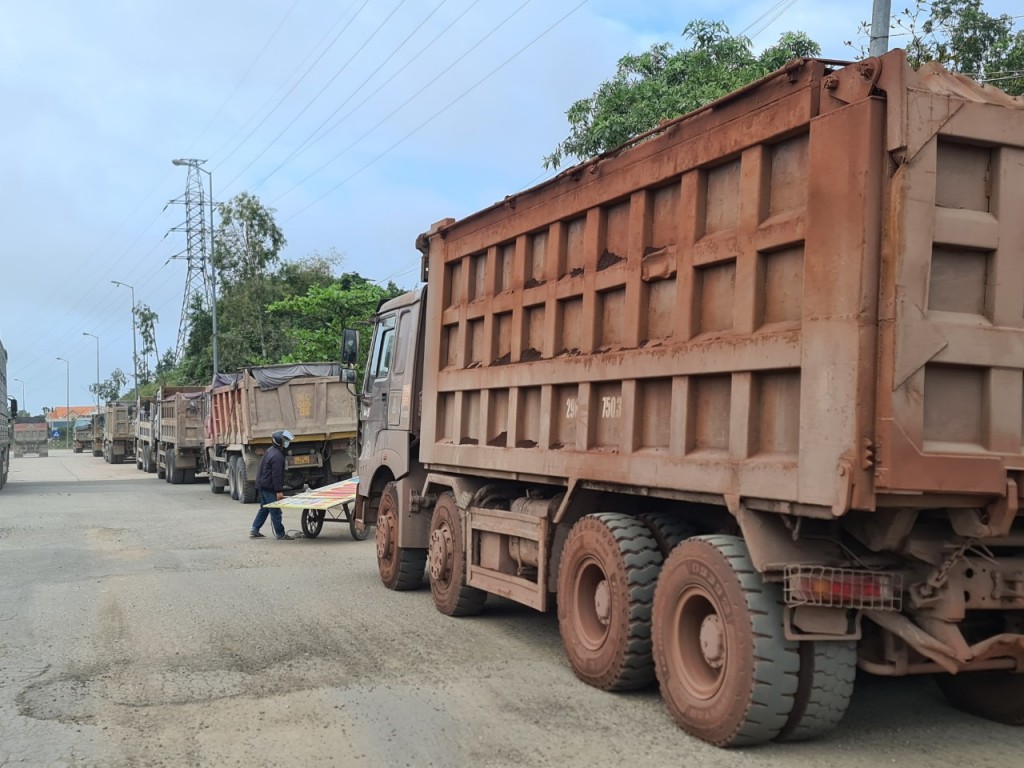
[354,288,425,540]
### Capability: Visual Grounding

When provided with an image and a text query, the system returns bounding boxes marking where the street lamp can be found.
[111,281,140,396]
[172,158,219,375]
[12,378,25,415]
[56,357,69,449]
[82,332,100,416]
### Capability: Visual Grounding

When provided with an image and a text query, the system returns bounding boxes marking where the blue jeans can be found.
[251,489,285,538]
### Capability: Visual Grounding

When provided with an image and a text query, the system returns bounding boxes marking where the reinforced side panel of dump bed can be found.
[872,59,1024,500]
[418,57,891,512]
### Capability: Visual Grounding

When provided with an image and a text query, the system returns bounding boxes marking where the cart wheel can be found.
[301,509,325,538]
[349,514,370,541]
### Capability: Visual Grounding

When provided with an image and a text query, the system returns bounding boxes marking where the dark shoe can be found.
[277,534,294,540]
[249,531,266,538]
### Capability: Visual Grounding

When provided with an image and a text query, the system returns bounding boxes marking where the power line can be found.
[212,0,373,171]
[272,0,534,206]
[252,0,472,191]
[284,0,590,222]
[221,0,413,191]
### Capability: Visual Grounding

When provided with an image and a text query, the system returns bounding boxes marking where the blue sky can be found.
[2,0,1019,413]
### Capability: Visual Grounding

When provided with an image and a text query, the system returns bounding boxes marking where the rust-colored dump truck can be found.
[156,386,205,484]
[102,403,133,464]
[352,50,1024,746]
[204,365,358,502]
[134,395,157,472]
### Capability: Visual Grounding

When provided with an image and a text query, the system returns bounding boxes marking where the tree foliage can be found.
[268,273,403,371]
[90,368,128,405]
[544,20,820,169]
[886,0,1024,94]
[175,196,403,384]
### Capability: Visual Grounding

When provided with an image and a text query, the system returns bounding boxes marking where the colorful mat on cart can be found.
[263,476,359,510]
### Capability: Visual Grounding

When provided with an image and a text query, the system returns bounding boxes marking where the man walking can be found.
[249,429,295,540]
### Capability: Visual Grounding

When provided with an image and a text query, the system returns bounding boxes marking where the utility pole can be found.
[869,0,892,57]
[112,281,140,397]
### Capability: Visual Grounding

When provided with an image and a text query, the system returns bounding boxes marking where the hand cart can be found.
[264,476,369,541]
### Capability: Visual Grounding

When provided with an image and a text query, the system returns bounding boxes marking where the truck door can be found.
[359,313,398,469]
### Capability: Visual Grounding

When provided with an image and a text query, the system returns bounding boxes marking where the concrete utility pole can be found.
[83,332,99,415]
[112,281,140,397]
[56,357,69,449]
[869,0,892,57]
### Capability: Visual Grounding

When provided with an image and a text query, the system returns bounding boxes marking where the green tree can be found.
[544,20,820,169]
[268,272,404,368]
[90,369,128,405]
[134,302,159,386]
[884,0,1024,94]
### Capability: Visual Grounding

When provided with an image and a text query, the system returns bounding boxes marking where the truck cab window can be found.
[370,315,397,381]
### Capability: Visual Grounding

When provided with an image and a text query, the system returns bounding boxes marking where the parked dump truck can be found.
[351,51,1024,746]
[135,395,157,472]
[0,339,13,489]
[204,365,358,502]
[102,403,133,464]
[156,386,205,484]
[13,417,48,458]
[73,416,102,456]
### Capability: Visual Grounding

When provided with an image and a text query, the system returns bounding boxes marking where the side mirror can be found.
[341,328,360,366]
[340,369,357,384]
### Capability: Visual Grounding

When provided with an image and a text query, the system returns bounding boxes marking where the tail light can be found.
[785,565,902,611]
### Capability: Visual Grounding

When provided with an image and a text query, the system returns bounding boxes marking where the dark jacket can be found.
[255,444,285,493]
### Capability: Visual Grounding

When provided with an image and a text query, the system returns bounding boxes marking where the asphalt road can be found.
[0,449,1019,767]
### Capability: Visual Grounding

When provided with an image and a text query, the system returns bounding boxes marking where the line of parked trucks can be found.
[4,51,1023,749]
[65,365,359,502]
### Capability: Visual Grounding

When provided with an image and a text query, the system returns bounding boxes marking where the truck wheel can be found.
[209,470,225,494]
[557,513,663,691]
[428,492,487,616]
[136,451,143,470]
[167,452,179,484]
[301,510,325,538]
[776,640,857,742]
[934,671,1024,725]
[227,458,239,500]
[236,459,257,503]
[349,515,370,542]
[639,511,695,558]
[652,535,799,746]
[376,482,426,590]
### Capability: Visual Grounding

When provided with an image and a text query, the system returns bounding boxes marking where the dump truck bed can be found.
[417,51,1024,515]
[207,364,357,446]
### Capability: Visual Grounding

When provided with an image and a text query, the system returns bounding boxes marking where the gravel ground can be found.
[0,449,1019,767]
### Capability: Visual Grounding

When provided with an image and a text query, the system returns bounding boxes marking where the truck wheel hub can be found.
[699,614,725,668]
[376,518,392,559]
[593,579,611,625]
[429,524,454,581]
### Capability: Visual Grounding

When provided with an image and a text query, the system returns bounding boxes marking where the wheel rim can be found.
[572,556,612,652]
[671,585,726,699]
[376,500,395,564]
[428,520,455,586]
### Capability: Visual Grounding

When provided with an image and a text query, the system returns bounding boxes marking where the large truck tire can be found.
[934,671,1024,725]
[557,513,663,691]
[167,452,180,484]
[639,511,695,558]
[376,482,426,590]
[651,535,800,747]
[236,458,257,503]
[776,640,856,742]
[428,492,486,616]
[227,457,239,500]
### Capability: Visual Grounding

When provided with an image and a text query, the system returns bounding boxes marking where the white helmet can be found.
[272,429,294,449]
